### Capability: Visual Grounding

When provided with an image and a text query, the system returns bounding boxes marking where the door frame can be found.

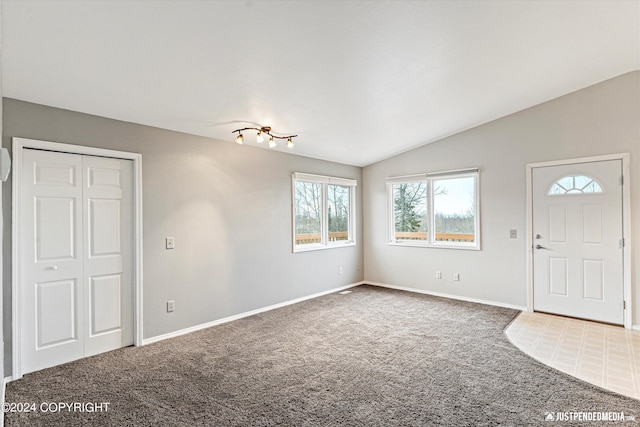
[11,137,144,379]
[526,153,631,329]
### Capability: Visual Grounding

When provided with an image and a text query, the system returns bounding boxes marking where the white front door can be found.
[532,160,623,325]
[21,149,133,373]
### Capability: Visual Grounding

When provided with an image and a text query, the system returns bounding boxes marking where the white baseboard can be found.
[364,281,528,311]
[633,325,640,331]
[142,282,366,345]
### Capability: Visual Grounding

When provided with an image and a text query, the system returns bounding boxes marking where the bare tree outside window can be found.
[328,185,349,241]
[295,181,322,244]
[393,182,427,240]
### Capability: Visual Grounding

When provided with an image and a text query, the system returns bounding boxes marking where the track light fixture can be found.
[232,126,297,149]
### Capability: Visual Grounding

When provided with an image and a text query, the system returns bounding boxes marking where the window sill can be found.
[294,241,356,253]
[388,241,480,251]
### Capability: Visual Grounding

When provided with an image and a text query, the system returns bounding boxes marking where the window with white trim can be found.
[387,169,480,249]
[293,173,357,252]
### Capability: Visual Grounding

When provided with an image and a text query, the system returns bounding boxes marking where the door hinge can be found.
[619,175,623,186]
[619,238,625,248]
[623,301,626,310]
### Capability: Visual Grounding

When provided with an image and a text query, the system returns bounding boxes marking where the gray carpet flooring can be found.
[4,285,640,426]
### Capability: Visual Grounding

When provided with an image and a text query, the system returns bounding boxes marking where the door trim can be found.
[12,137,144,379]
[526,153,631,329]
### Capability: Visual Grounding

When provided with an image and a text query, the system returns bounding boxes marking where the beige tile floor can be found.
[505,311,640,400]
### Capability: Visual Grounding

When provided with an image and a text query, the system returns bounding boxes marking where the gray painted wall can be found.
[2,98,364,373]
[363,71,640,325]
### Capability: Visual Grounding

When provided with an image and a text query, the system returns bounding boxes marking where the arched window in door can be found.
[548,175,603,195]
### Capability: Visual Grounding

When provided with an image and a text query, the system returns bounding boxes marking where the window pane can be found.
[433,176,475,243]
[574,175,592,189]
[393,182,427,241]
[582,180,603,193]
[327,185,350,242]
[295,181,322,245]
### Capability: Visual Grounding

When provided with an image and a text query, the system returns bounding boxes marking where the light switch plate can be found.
[166,237,175,249]
[510,229,517,239]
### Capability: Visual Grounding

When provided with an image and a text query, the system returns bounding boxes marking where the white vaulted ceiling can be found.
[2,0,639,166]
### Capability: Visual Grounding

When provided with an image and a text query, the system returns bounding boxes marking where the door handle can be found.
[47,265,58,271]
[535,244,547,250]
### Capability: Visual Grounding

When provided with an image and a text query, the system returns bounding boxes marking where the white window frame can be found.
[387,168,480,250]
[292,172,357,252]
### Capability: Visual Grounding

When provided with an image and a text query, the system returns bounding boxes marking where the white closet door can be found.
[21,149,85,373]
[83,155,133,356]
[21,149,133,374]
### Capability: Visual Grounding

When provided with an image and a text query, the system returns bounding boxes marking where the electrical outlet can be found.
[510,229,517,239]
[436,271,442,279]
[339,266,343,275]
[167,300,175,312]
[166,237,175,250]
[453,273,460,281]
